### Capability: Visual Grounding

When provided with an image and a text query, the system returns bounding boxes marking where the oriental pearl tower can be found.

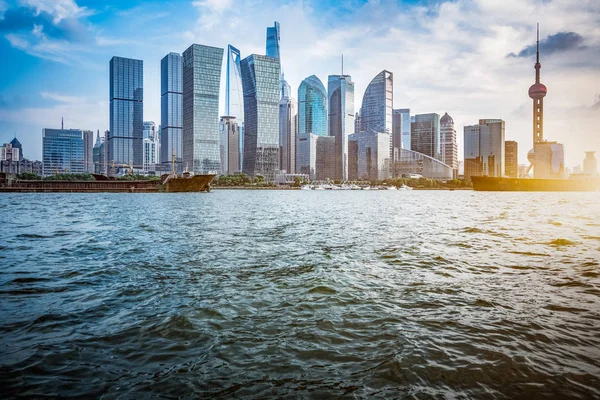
[527,24,547,174]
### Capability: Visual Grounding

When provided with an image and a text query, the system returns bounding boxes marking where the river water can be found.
[1,191,599,398]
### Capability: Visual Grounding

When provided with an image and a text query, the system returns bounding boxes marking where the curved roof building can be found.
[360,70,393,134]
[394,148,453,180]
[298,75,328,136]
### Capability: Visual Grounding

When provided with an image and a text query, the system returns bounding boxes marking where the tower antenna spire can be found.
[61,116,64,130]
[341,53,344,76]
[535,23,541,84]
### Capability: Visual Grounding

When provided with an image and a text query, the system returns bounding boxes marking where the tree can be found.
[18,172,41,180]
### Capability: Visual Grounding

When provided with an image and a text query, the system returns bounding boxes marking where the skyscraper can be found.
[42,128,85,176]
[463,119,505,179]
[182,44,224,174]
[298,75,328,137]
[583,152,597,176]
[392,109,411,159]
[241,54,281,181]
[93,130,106,175]
[411,113,440,160]
[225,45,244,171]
[505,140,518,178]
[360,70,393,134]
[160,53,183,172]
[219,116,240,175]
[328,74,355,181]
[266,21,280,59]
[83,130,94,173]
[279,95,297,174]
[349,131,392,181]
[108,56,143,176]
[440,112,458,177]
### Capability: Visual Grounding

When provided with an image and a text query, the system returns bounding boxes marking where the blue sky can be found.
[1,0,599,168]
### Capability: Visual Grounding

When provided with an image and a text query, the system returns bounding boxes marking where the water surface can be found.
[1,191,599,398]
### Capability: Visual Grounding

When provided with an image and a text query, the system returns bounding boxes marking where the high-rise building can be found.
[161,52,183,172]
[225,46,244,171]
[298,75,328,137]
[328,74,355,180]
[505,140,518,178]
[266,21,280,59]
[411,113,440,160]
[83,130,94,173]
[360,70,393,134]
[439,112,458,177]
[42,128,86,176]
[219,116,240,175]
[349,131,392,181]
[0,141,20,162]
[583,152,597,176]
[279,95,297,174]
[182,44,224,174]
[7,138,23,161]
[463,119,505,179]
[392,109,411,158]
[241,54,281,181]
[93,130,106,175]
[108,56,143,176]
[296,133,335,180]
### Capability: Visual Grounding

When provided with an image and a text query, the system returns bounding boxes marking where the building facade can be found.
[296,133,335,181]
[360,70,393,135]
[108,56,143,176]
[241,54,281,181]
[505,140,518,178]
[279,95,297,174]
[393,148,453,180]
[439,112,458,177]
[349,131,391,181]
[219,116,240,175]
[83,130,94,173]
[266,21,280,59]
[411,113,440,161]
[93,130,106,175]
[182,44,224,174]
[297,75,328,137]
[42,128,86,176]
[160,52,183,173]
[392,108,411,159]
[463,119,505,179]
[328,74,355,180]
[583,151,597,176]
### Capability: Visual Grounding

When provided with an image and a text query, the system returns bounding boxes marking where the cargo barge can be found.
[471,176,599,192]
[0,172,216,193]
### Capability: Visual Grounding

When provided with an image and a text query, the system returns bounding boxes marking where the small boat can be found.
[386,186,398,190]
[301,185,312,190]
[399,184,413,191]
[313,185,325,190]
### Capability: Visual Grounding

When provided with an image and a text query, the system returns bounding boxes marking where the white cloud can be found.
[19,0,93,23]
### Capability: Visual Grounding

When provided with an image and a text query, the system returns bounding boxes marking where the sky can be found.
[0,0,599,169]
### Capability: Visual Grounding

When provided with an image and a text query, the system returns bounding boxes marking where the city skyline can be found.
[0,0,599,169]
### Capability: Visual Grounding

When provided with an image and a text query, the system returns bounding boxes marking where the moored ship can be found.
[471,176,599,192]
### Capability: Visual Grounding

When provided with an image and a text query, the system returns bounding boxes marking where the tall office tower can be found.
[219,116,240,175]
[360,70,393,134]
[411,113,440,160]
[279,95,297,174]
[108,56,143,176]
[392,109,411,154]
[182,44,224,174]
[583,152,597,176]
[298,75,328,137]
[505,140,518,178]
[349,131,392,181]
[225,45,244,171]
[280,74,291,98]
[82,130,94,173]
[296,133,335,180]
[439,112,458,177]
[42,128,85,176]
[160,53,183,172]
[143,121,157,140]
[266,21,281,59]
[241,54,281,181]
[354,112,361,135]
[328,74,355,180]
[93,130,106,175]
[360,70,393,175]
[8,137,23,160]
[463,119,505,179]
[315,136,336,180]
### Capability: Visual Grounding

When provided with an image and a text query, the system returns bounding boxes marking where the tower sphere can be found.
[529,82,547,99]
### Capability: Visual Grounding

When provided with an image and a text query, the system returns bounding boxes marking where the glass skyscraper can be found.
[42,128,85,176]
[298,75,327,137]
[463,119,505,179]
[392,108,411,153]
[182,44,224,174]
[279,95,297,174]
[411,113,440,160]
[360,70,393,134]
[266,21,280,59]
[328,74,355,181]
[108,56,143,176]
[160,52,183,172]
[240,54,281,181]
[226,45,244,171]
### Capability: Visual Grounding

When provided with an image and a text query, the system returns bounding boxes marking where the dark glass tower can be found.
[108,56,143,176]
[160,52,183,172]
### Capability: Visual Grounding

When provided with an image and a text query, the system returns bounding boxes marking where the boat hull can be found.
[471,176,599,192]
[165,174,216,193]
